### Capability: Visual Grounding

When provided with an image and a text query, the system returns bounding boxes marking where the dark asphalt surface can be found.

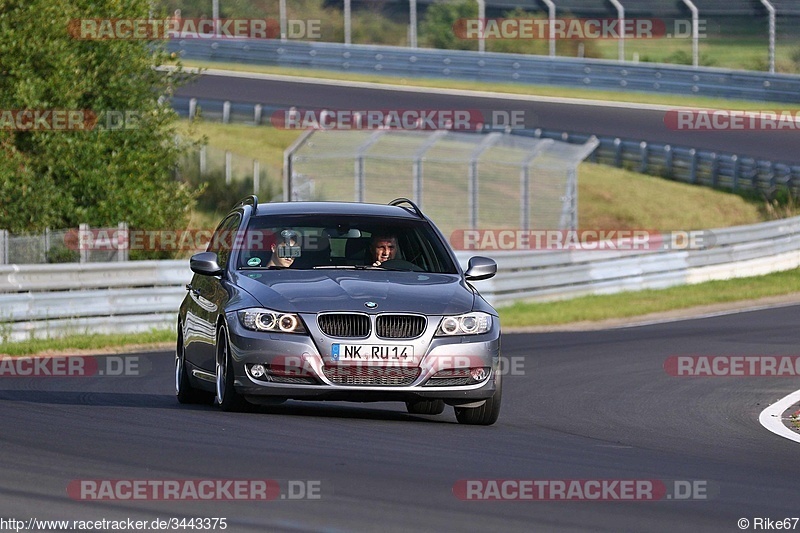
[175,73,800,164]
[2,306,799,532]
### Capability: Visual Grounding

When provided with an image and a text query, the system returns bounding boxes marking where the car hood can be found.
[234,270,475,315]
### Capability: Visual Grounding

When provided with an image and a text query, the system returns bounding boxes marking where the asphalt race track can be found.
[2,305,799,532]
[175,72,800,165]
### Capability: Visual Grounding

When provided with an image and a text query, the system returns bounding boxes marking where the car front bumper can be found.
[226,314,501,404]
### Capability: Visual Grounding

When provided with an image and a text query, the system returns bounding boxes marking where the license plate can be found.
[331,344,414,362]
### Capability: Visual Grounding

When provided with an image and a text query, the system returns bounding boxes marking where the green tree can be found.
[420,0,478,51]
[0,0,197,235]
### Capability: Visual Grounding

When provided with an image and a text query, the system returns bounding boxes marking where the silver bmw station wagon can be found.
[176,196,502,425]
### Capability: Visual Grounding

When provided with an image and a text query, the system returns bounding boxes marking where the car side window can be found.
[207,213,242,270]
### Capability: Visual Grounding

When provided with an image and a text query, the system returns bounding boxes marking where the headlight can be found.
[238,308,307,334]
[436,312,492,336]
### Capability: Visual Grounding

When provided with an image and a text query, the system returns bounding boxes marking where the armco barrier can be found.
[0,261,190,342]
[3,216,800,341]
[167,39,800,103]
[453,215,800,305]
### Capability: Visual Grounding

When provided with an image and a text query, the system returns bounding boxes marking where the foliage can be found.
[420,0,478,51]
[0,0,198,236]
[644,49,718,67]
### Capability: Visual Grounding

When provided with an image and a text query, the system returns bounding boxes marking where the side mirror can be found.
[464,256,497,281]
[190,252,223,276]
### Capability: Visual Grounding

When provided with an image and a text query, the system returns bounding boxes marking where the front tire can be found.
[215,327,249,412]
[454,373,502,426]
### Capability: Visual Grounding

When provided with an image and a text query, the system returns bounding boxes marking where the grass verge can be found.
[0,330,175,357]
[183,60,800,111]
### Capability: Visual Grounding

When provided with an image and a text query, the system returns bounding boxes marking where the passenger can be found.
[266,229,299,268]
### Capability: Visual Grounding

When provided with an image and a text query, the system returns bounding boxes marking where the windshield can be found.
[235,215,458,274]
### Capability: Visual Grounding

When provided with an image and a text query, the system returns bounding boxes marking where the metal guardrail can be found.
[0,261,189,342]
[171,95,800,198]
[455,214,800,305]
[3,215,800,341]
[167,39,800,102]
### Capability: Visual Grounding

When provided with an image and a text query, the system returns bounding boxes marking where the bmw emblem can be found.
[365,301,378,309]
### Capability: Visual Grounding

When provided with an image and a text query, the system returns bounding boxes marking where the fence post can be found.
[254,104,262,125]
[689,149,698,184]
[520,166,530,231]
[613,138,623,167]
[253,160,260,195]
[355,158,364,202]
[476,0,485,53]
[412,130,446,210]
[409,0,418,48]
[0,230,7,265]
[280,0,287,41]
[189,98,197,121]
[760,0,776,73]
[118,222,128,261]
[44,227,51,263]
[283,129,316,202]
[609,0,625,61]
[79,223,89,264]
[469,133,502,229]
[222,101,231,124]
[731,155,740,191]
[639,141,648,173]
[344,0,351,45]
[681,0,700,67]
[225,151,232,185]
[664,145,673,178]
[353,130,386,203]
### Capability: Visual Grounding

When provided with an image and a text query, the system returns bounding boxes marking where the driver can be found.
[369,233,397,267]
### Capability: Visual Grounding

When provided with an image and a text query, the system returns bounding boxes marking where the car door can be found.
[184,212,241,373]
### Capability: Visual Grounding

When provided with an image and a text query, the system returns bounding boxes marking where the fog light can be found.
[470,367,489,381]
[251,364,266,378]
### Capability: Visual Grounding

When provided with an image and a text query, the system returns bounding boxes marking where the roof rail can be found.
[235,195,258,211]
[389,198,424,219]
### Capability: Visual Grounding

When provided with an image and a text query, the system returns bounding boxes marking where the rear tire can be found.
[405,399,446,415]
[175,331,209,404]
[215,327,249,412]
[454,373,502,426]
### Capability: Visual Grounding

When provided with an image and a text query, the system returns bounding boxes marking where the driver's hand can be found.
[372,261,382,266]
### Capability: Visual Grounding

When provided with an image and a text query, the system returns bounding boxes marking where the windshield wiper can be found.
[313,265,385,270]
